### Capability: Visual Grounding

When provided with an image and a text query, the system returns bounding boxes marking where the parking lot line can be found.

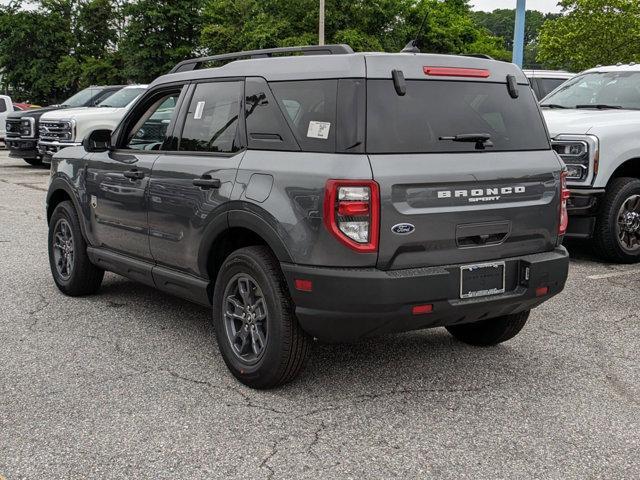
[587,268,640,279]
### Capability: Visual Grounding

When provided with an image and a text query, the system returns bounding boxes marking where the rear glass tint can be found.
[367,80,550,153]
[269,80,337,153]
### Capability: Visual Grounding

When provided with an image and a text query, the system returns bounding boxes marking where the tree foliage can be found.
[472,8,560,68]
[538,0,640,72]
[201,0,508,59]
[1,0,509,103]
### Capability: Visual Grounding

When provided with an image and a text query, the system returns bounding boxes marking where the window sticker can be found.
[194,101,205,120]
[307,120,331,139]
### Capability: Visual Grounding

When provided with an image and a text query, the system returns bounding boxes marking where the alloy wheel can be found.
[52,218,75,280]
[616,194,640,252]
[223,274,269,364]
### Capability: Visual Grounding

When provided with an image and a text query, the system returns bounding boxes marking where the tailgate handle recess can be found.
[456,221,511,248]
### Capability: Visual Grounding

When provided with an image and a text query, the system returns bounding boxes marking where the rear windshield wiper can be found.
[540,103,568,109]
[575,104,623,109]
[439,133,493,150]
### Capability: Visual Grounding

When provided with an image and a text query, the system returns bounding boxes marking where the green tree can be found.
[472,8,559,68]
[538,0,640,71]
[119,0,204,82]
[0,2,74,103]
[200,0,508,59]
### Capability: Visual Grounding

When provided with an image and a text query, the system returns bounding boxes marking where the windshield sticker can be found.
[307,121,331,139]
[194,101,205,120]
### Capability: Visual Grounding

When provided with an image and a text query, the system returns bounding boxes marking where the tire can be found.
[212,246,311,389]
[48,200,104,296]
[23,157,42,167]
[446,310,529,346]
[593,177,640,263]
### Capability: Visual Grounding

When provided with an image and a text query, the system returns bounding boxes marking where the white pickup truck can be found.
[0,94,17,144]
[37,85,147,160]
[542,64,640,263]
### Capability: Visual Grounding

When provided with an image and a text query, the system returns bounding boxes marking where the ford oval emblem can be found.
[391,223,415,235]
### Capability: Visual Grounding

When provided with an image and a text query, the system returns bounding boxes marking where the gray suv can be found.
[46,45,569,388]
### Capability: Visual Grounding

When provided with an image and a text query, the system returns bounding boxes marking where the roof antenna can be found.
[401,7,430,53]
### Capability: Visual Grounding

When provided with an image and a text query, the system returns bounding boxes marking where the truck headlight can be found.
[551,134,599,185]
[20,119,32,136]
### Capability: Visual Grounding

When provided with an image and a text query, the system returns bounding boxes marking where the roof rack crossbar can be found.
[169,44,354,74]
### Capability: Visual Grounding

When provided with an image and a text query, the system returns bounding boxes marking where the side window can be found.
[269,80,337,153]
[0,98,7,113]
[245,77,299,151]
[180,81,242,153]
[125,92,181,150]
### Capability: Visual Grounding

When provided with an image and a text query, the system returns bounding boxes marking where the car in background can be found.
[541,63,640,262]
[0,94,17,144]
[4,85,124,166]
[13,102,41,111]
[524,70,575,100]
[38,85,147,162]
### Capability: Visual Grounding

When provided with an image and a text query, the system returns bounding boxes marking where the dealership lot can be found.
[0,150,638,479]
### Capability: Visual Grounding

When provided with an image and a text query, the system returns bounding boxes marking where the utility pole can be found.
[512,0,526,67]
[319,0,325,46]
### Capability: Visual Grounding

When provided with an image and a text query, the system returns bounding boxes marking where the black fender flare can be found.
[47,176,91,242]
[196,204,294,278]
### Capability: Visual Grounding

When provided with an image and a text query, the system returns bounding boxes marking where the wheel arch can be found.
[608,157,640,184]
[47,177,91,243]
[199,207,294,289]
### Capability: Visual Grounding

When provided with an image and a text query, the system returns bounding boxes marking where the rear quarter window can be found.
[367,79,550,153]
[269,80,337,153]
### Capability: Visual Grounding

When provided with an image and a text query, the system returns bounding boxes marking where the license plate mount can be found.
[460,262,505,299]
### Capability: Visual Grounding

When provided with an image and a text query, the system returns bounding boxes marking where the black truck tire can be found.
[24,157,43,167]
[48,200,104,296]
[212,246,311,389]
[446,310,529,346]
[593,177,640,263]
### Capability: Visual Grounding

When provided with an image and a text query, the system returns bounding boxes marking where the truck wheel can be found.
[24,157,42,167]
[212,246,311,389]
[446,310,529,346]
[48,201,104,296]
[594,177,640,263]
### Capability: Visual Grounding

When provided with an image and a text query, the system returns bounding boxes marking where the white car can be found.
[541,63,640,262]
[0,94,17,143]
[523,69,575,100]
[38,85,147,159]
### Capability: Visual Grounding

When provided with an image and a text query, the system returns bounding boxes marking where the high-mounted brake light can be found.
[324,180,380,253]
[423,66,490,78]
[559,171,570,235]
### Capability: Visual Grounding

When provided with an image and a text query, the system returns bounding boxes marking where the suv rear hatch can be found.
[365,55,563,270]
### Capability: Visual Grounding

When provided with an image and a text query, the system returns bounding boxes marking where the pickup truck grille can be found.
[40,120,74,142]
[5,118,24,138]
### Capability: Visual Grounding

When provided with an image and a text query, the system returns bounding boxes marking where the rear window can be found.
[367,80,550,153]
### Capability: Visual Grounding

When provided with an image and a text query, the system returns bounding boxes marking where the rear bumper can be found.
[282,247,569,342]
[565,188,606,239]
[6,138,39,159]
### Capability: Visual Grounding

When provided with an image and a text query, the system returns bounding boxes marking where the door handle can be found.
[193,175,221,189]
[123,169,144,180]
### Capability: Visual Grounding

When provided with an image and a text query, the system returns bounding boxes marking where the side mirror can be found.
[83,129,113,153]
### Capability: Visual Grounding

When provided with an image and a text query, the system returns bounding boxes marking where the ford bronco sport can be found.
[46,45,569,388]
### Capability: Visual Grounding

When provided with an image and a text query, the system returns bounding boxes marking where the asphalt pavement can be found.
[0,150,638,479]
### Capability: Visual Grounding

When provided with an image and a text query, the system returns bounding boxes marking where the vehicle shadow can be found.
[91,274,562,399]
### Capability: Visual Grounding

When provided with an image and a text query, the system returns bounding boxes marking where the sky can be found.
[471,0,563,13]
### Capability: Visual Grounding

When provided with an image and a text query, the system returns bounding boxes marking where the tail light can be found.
[559,170,570,235]
[324,180,380,252]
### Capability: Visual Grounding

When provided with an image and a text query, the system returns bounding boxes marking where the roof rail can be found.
[462,54,494,60]
[169,44,354,74]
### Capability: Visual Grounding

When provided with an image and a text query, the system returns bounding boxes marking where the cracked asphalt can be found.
[0,150,638,479]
